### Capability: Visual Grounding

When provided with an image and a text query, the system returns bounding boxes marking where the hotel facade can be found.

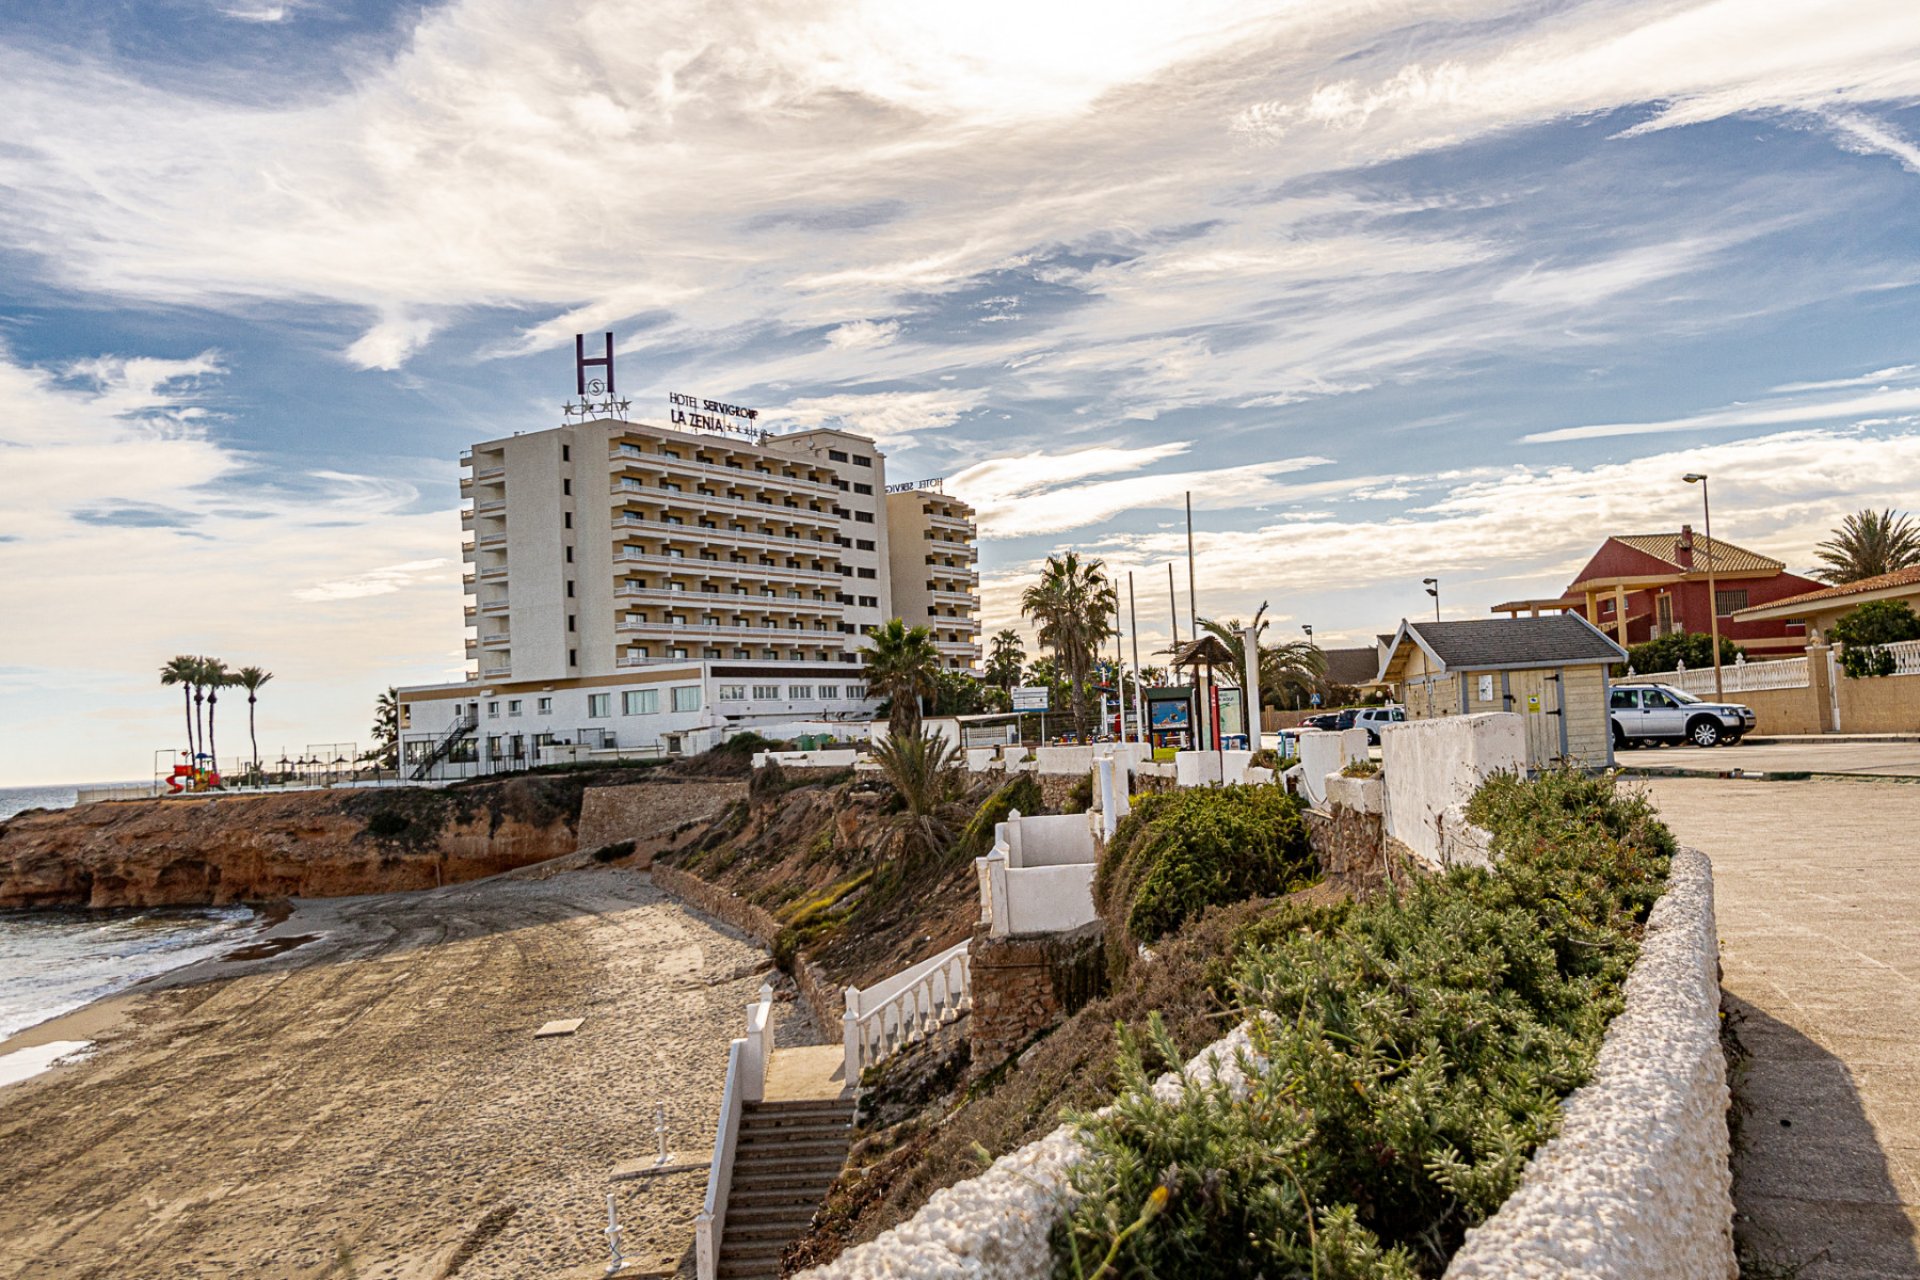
[396,415,981,777]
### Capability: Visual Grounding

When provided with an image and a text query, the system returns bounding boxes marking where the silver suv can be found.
[1609,683,1755,748]
[1353,705,1406,745]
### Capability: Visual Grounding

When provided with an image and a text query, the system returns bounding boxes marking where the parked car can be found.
[1353,705,1407,745]
[1299,709,1358,732]
[1609,683,1755,748]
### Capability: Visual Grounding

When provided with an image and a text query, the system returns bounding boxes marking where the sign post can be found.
[1012,685,1050,745]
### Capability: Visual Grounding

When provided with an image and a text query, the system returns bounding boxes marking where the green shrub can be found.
[958,772,1043,858]
[1063,773,1094,814]
[1832,599,1920,678]
[1094,785,1317,955]
[1340,757,1380,778]
[1056,770,1673,1278]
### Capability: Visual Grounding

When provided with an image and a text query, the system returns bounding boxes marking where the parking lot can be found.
[1622,737,1920,779]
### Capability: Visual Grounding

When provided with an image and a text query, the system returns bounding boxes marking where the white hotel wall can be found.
[398,662,878,772]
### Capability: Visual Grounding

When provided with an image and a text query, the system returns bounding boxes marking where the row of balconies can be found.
[614,553,842,586]
[609,444,839,496]
[610,480,839,527]
[617,648,843,668]
[617,619,838,638]
[615,586,839,612]
[613,515,839,556]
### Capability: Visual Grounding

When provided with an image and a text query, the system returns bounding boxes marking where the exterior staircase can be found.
[716,1096,853,1279]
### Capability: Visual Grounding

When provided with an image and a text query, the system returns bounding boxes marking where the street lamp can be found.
[1682,473,1724,699]
[1301,624,1313,643]
[1422,577,1440,622]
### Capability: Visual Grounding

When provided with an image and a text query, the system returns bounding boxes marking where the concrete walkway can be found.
[763,1044,848,1102]
[1644,777,1920,1279]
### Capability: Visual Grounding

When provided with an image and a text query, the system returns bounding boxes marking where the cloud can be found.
[345,312,438,370]
[219,4,290,20]
[774,388,988,446]
[825,320,901,351]
[1819,110,1920,175]
[294,558,458,602]
[950,441,1340,538]
[1523,368,1920,442]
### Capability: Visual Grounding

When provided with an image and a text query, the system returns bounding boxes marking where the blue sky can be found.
[2,0,1919,784]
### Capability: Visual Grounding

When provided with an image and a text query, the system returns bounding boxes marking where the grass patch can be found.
[1056,769,1674,1278]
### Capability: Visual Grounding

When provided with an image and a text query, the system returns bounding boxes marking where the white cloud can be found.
[825,320,901,351]
[1523,371,1920,443]
[1820,110,1920,175]
[295,558,458,602]
[345,312,439,370]
[774,388,988,446]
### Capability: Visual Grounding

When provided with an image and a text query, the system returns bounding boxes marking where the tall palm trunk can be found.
[194,687,206,763]
[248,692,259,773]
[207,688,220,779]
[182,685,197,761]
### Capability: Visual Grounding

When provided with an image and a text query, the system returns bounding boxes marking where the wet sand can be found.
[0,861,806,1279]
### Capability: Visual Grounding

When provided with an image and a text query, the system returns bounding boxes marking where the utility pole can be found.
[1167,563,1181,648]
[1185,491,1198,639]
[1240,603,1267,749]
[1129,572,1144,747]
[1683,473,1724,699]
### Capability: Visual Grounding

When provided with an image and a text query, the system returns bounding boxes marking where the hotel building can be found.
[396,415,980,777]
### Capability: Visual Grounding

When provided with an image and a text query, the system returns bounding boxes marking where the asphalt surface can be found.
[1644,777,1920,1279]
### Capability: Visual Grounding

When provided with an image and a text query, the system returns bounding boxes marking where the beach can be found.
[0,859,807,1279]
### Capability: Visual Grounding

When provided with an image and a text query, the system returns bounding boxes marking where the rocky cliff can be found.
[0,771,746,909]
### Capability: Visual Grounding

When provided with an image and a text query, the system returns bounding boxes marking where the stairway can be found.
[717,1096,853,1280]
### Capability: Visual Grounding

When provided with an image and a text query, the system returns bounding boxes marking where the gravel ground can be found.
[0,863,811,1280]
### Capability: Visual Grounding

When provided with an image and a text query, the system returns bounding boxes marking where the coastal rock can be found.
[0,776,744,909]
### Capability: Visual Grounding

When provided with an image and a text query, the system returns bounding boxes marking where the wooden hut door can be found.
[1508,669,1560,770]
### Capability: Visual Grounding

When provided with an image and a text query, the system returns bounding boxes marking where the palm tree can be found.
[1020,552,1117,738]
[1198,618,1329,711]
[235,666,273,776]
[863,619,941,738]
[200,657,231,780]
[160,655,201,763]
[985,629,1026,690]
[369,687,401,770]
[868,729,964,864]
[1815,509,1920,583]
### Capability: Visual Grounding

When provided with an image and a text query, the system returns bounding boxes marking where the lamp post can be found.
[1423,577,1440,622]
[1682,473,1724,699]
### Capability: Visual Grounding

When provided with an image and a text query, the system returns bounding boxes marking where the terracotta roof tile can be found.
[1738,564,1920,614]
[1612,532,1782,575]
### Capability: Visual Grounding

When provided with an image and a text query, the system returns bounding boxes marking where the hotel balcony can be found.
[617,618,840,640]
[476,531,508,549]
[475,499,506,517]
[478,565,509,581]
[613,552,842,588]
[465,638,479,657]
[479,598,510,614]
[609,443,838,496]
[610,481,838,528]
[480,664,512,678]
[929,588,976,608]
[612,516,839,559]
[480,633,512,649]
[928,512,974,534]
[462,571,477,588]
[616,587,841,614]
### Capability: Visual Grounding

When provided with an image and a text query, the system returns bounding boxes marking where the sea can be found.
[0,783,263,1088]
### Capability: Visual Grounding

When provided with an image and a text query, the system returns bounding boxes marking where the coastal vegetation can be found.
[1832,599,1920,677]
[158,653,274,780]
[1022,552,1118,738]
[862,619,941,737]
[1053,770,1674,1278]
[1196,617,1329,710]
[1814,507,1920,583]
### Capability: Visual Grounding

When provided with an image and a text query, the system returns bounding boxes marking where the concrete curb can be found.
[1444,848,1734,1279]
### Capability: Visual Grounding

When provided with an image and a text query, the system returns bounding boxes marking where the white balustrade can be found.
[696,983,775,1280]
[841,942,972,1083]
[1634,654,1810,694]
[1884,639,1920,677]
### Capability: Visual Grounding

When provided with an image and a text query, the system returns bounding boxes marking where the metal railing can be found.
[842,942,971,1083]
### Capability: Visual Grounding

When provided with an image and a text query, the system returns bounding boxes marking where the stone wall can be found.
[572,779,748,852]
[1037,772,1089,812]
[647,860,839,1037]
[967,921,1105,1075]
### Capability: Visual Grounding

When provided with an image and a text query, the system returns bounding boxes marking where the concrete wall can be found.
[1445,849,1733,1279]
[1379,713,1526,868]
[1006,813,1097,868]
[1296,728,1369,807]
[1837,669,1920,732]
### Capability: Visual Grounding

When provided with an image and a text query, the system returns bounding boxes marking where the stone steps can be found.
[717,1094,854,1280]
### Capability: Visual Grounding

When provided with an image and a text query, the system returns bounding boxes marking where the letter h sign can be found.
[575,332,615,395]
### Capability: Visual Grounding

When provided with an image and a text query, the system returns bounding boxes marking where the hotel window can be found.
[537,697,552,714]
[671,647,689,659]
[846,684,867,699]
[1715,589,1750,615]
[587,693,611,718]
[487,700,500,718]
[569,648,577,666]
[566,581,574,598]
[507,700,522,716]
[562,479,571,495]
[859,595,877,606]
[565,546,573,563]
[855,512,874,523]
[819,685,839,699]
[623,689,658,715]
[752,684,780,699]
[856,539,875,550]
[857,567,876,578]
[568,615,576,631]
[853,455,871,466]
[718,685,747,701]
[671,686,701,713]
[853,483,872,495]
[564,512,573,529]
[828,449,849,462]
[561,444,570,461]
[788,685,813,699]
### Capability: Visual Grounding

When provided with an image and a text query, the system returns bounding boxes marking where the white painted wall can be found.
[1295,728,1368,807]
[1378,713,1526,868]
[1007,812,1098,868]
[1035,745,1095,774]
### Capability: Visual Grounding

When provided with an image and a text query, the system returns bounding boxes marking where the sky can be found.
[2,0,1919,784]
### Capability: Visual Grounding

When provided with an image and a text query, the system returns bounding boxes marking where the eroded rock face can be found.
[0,785,578,909]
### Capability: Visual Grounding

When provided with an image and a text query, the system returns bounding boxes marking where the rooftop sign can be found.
[669,392,769,443]
[885,477,944,494]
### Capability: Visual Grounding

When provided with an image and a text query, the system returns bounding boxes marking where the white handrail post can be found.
[1096,758,1119,841]
[843,985,863,1083]
[984,844,1011,939]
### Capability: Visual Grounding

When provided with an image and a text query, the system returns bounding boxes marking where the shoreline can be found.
[0,862,802,1278]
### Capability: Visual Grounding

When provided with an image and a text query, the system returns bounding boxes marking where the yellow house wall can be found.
[1837,671,1920,732]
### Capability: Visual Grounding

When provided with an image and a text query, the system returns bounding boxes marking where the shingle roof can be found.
[1611,532,1782,575]
[1321,646,1383,687]
[1402,615,1626,671]
[1735,564,1920,614]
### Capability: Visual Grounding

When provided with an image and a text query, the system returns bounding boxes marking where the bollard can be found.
[604,1193,624,1275]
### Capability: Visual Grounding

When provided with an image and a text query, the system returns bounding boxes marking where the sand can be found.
[0,860,813,1279]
